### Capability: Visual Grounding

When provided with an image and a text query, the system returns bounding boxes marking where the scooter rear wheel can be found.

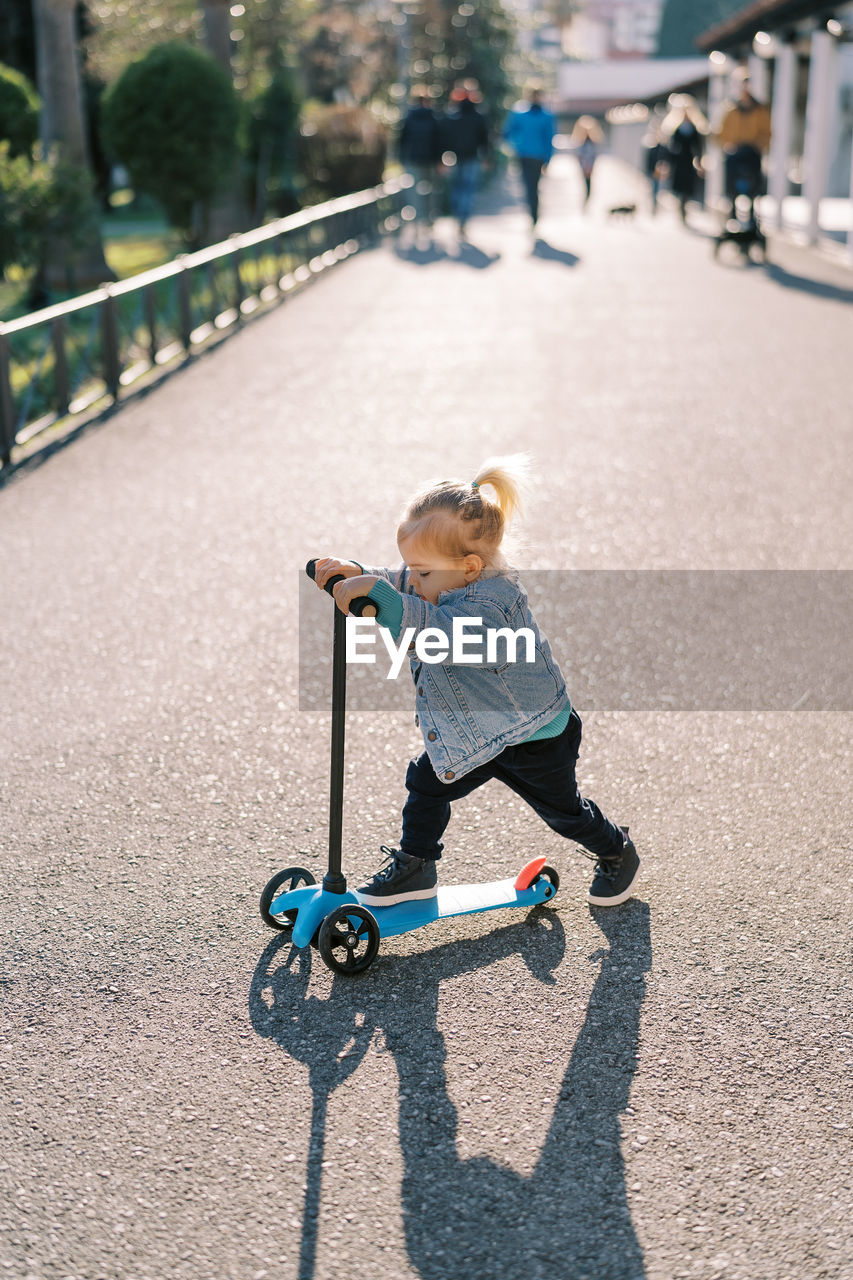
[260,866,317,933]
[318,905,380,975]
[536,865,560,897]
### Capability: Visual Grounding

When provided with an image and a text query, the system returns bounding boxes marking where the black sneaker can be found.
[588,828,641,907]
[356,846,438,907]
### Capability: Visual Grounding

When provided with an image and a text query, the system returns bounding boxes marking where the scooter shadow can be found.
[249,899,651,1280]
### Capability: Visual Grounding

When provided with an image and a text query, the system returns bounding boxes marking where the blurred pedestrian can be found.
[714,68,771,222]
[641,117,668,216]
[660,94,708,223]
[399,86,443,233]
[502,84,555,229]
[441,82,490,238]
[570,116,604,210]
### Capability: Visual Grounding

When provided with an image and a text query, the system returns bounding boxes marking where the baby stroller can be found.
[713,145,767,263]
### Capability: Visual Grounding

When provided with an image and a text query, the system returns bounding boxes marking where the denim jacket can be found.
[364,566,570,783]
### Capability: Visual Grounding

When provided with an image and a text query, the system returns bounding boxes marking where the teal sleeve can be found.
[368,577,404,640]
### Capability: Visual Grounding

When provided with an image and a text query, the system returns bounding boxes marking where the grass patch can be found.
[103,229,184,278]
[1,222,183,322]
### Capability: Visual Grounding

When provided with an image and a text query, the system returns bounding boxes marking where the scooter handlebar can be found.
[305,559,377,618]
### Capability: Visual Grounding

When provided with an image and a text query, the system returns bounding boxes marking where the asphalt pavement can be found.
[1,156,851,1280]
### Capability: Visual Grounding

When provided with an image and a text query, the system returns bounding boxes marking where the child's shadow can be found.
[249,900,651,1280]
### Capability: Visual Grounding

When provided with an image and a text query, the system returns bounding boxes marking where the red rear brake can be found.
[514,856,547,891]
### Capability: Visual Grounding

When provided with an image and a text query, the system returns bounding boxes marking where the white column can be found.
[849,121,853,263]
[768,40,797,230]
[748,53,770,104]
[802,28,840,243]
[705,59,730,211]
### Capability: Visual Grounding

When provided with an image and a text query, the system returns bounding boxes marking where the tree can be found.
[101,42,240,244]
[0,143,102,288]
[33,0,94,168]
[298,103,387,202]
[83,0,199,84]
[30,0,112,289]
[199,0,251,238]
[227,0,308,95]
[404,0,516,114]
[0,63,40,158]
[0,143,52,275]
[656,0,746,58]
[83,0,303,93]
[299,0,397,106]
[201,0,233,71]
[248,68,301,220]
[0,0,36,83]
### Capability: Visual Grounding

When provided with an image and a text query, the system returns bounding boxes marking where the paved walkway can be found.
[1,156,851,1280]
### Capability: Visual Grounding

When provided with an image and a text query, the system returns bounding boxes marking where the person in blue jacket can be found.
[502,86,556,228]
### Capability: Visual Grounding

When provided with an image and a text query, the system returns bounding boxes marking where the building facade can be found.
[698,0,853,252]
[563,0,666,60]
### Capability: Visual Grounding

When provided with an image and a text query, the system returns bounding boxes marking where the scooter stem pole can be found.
[325,605,348,894]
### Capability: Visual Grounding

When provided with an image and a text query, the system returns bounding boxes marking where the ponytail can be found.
[398,453,531,563]
[471,453,529,528]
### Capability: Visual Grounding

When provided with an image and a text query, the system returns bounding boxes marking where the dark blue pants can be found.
[400,709,624,863]
[518,156,544,223]
[450,159,480,225]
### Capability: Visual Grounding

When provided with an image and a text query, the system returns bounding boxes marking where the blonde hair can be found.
[661,94,709,139]
[398,454,529,564]
[571,115,604,145]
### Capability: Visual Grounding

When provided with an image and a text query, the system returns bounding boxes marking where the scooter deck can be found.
[360,876,553,938]
[272,872,555,949]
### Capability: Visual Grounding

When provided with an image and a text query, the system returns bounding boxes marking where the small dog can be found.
[608,203,637,219]
[714,219,767,261]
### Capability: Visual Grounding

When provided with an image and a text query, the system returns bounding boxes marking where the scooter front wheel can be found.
[260,866,317,932]
[318,905,380,975]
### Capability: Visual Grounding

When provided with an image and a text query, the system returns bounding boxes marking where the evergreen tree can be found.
[101,41,240,243]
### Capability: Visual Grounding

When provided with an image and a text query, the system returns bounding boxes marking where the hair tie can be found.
[471,480,480,490]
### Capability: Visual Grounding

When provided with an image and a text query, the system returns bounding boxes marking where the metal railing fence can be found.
[0,177,411,468]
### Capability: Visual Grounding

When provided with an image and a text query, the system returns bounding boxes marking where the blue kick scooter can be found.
[258,561,560,974]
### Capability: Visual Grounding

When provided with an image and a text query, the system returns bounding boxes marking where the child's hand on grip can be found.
[313,558,364,591]
[332,575,379,616]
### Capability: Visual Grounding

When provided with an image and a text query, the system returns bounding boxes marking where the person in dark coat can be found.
[399,88,443,230]
[440,83,490,237]
[661,94,708,224]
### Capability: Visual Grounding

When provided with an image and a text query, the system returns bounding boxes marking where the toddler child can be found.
[312,456,640,908]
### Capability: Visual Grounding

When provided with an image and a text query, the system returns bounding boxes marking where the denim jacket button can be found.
[428,731,437,741]
[418,688,424,696]
[444,770,455,779]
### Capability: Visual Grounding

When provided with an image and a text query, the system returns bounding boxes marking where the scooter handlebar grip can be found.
[305,560,377,618]
[349,597,378,618]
